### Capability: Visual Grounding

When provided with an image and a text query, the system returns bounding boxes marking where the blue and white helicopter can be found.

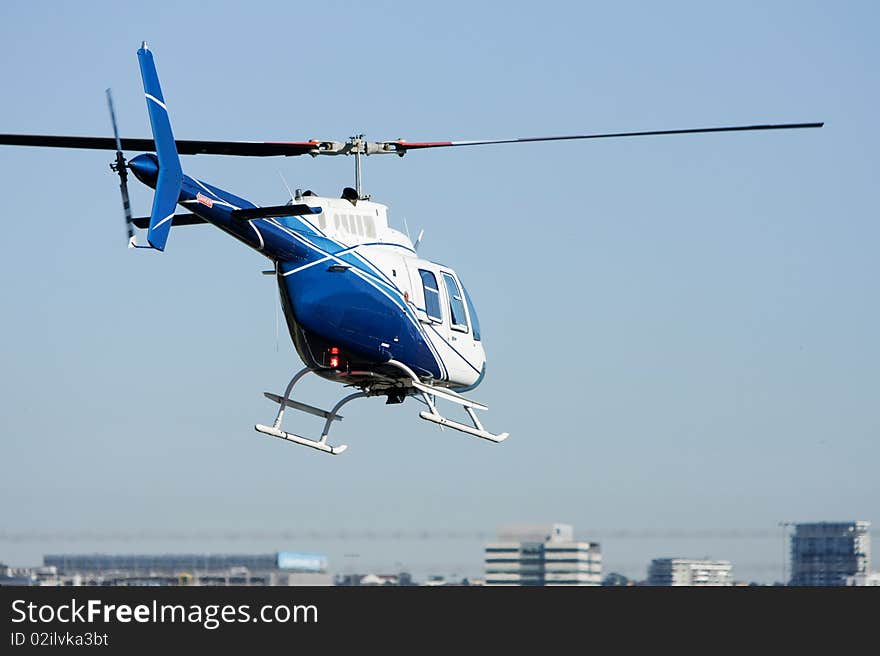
[0,44,822,454]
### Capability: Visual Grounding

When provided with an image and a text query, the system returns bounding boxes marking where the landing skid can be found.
[254,423,349,455]
[419,411,509,443]
[255,361,509,455]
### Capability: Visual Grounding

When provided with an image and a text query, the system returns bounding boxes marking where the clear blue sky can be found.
[1,0,876,583]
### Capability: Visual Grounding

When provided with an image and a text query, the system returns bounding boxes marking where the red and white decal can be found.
[196,192,213,208]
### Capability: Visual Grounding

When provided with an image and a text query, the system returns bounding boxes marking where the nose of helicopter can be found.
[128,153,159,186]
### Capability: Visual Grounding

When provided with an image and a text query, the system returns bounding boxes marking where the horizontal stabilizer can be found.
[131,213,206,229]
[231,204,322,220]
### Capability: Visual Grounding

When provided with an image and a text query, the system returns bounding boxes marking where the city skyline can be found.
[4,520,878,584]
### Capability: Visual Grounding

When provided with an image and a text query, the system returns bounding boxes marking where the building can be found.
[484,523,602,586]
[42,552,331,586]
[334,572,417,586]
[845,572,880,587]
[1,563,43,586]
[423,575,484,586]
[647,559,733,586]
[789,521,872,586]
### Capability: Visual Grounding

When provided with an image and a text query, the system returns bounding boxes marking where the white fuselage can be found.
[296,196,486,388]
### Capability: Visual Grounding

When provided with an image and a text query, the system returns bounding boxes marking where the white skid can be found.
[410,381,489,411]
[419,411,510,443]
[255,423,348,455]
[263,392,343,421]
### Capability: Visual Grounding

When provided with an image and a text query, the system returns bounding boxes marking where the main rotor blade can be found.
[0,121,823,159]
[0,134,322,157]
[383,122,824,153]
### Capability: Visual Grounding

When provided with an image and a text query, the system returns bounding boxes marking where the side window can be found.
[442,273,469,333]
[419,270,442,322]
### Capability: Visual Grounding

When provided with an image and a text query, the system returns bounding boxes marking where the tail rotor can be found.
[106,88,137,247]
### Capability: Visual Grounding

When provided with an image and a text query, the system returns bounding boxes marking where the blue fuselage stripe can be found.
[135,167,455,381]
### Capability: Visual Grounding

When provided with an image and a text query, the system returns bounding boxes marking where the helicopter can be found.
[0,43,823,455]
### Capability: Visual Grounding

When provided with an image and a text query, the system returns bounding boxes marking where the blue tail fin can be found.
[137,42,182,251]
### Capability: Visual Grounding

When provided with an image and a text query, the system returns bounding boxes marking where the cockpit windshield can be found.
[461,283,481,341]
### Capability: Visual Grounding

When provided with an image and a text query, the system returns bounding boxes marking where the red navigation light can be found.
[328,346,341,369]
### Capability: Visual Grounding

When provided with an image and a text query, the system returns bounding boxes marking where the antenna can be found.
[277,170,294,203]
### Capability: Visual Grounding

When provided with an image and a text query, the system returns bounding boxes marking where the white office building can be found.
[647,558,733,586]
[484,523,601,586]
[41,552,331,586]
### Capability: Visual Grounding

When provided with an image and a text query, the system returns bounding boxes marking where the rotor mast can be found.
[308,134,405,201]
[352,134,364,199]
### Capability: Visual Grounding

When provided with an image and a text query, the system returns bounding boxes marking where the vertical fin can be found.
[137,43,183,251]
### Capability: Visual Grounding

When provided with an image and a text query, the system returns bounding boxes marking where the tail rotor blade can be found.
[106,88,136,246]
[118,162,135,243]
[106,88,123,153]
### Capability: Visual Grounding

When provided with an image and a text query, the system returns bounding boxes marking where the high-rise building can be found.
[484,523,601,586]
[647,558,733,586]
[789,521,872,586]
